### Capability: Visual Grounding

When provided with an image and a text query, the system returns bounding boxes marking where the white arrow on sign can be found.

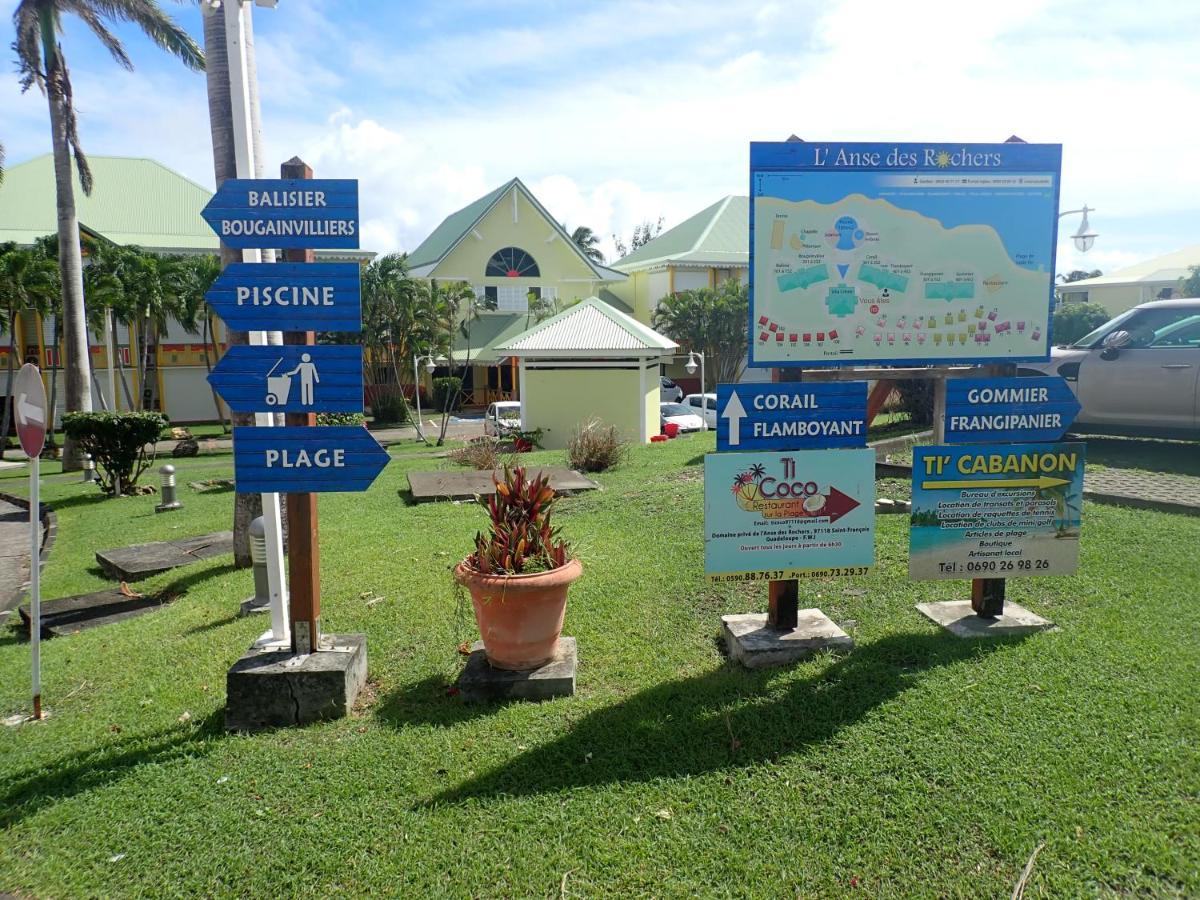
[16,392,44,427]
[722,391,747,446]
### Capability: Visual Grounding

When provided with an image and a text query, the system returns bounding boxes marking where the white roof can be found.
[500,296,678,358]
[1061,243,1200,288]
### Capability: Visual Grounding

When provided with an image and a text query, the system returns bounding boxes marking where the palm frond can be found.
[69,0,204,70]
[13,1,48,92]
[57,55,94,195]
[69,3,132,69]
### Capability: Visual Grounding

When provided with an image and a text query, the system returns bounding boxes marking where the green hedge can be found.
[432,376,463,412]
[62,411,168,495]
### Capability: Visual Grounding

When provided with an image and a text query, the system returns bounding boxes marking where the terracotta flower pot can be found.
[454,558,582,670]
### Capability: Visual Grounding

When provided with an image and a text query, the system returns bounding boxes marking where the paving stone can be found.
[457,637,577,702]
[95,531,233,581]
[1084,470,1200,517]
[225,633,367,731]
[0,493,53,614]
[407,468,599,502]
[722,611,853,669]
[916,600,1055,638]
[17,589,166,638]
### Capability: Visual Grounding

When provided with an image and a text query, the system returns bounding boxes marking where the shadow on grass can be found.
[43,492,110,513]
[425,631,1022,805]
[1078,435,1200,477]
[159,563,241,599]
[182,612,242,636]
[375,674,501,729]
[0,710,225,828]
[396,488,417,507]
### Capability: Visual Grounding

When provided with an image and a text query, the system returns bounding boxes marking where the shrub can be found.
[62,410,168,495]
[316,411,366,427]
[370,392,408,425]
[467,466,569,575]
[566,418,628,472]
[893,380,934,426]
[1052,302,1110,346]
[432,376,463,412]
[449,437,511,471]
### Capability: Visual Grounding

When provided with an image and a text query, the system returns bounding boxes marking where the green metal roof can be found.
[0,154,219,251]
[612,195,749,271]
[406,180,514,269]
[500,296,677,358]
[451,311,530,365]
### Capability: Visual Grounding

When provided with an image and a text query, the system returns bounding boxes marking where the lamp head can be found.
[685,358,697,375]
[1072,206,1097,253]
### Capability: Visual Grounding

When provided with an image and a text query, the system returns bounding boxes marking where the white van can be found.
[483,401,522,436]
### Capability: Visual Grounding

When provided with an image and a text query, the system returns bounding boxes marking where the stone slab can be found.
[225,633,367,731]
[239,596,270,616]
[407,468,599,502]
[722,611,853,670]
[96,530,233,581]
[457,637,576,702]
[1084,470,1200,517]
[916,600,1055,638]
[18,589,166,638]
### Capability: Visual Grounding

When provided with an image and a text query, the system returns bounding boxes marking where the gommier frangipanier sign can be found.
[704,449,875,582]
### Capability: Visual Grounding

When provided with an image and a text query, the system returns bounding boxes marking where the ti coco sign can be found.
[704,449,875,582]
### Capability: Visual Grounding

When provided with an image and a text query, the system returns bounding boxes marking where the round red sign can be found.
[12,363,48,459]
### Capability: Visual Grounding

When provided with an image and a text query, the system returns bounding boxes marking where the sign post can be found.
[14,364,48,719]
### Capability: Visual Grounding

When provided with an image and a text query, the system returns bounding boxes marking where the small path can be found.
[0,497,34,614]
[1084,469,1200,517]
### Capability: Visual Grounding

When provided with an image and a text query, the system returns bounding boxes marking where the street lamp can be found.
[412,353,437,441]
[684,350,707,430]
[1059,205,1097,253]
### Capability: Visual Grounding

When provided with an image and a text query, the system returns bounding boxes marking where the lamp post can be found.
[684,350,706,430]
[1059,205,1098,253]
[412,353,436,442]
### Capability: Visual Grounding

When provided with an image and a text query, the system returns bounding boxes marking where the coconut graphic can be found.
[803,494,827,514]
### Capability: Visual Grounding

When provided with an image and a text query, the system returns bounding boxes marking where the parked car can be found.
[682,392,717,429]
[1020,299,1200,438]
[659,402,705,435]
[483,400,522,436]
[660,376,683,403]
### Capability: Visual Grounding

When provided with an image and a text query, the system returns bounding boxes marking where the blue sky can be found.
[3,0,1200,275]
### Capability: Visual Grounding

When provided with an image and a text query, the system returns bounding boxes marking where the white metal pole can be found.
[412,356,425,442]
[103,309,117,411]
[225,0,288,645]
[701,354,707,430]
[30,455,42,719]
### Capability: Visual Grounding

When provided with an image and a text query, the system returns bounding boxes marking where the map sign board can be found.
[704,449,875,581]
[205,263,361,332]
[232,426,389,494]
[944,377,1080,444]
[749,142,1062,367]
[909,442,1084,580]
[202,179,359,250]
[208,345,363,414]
[716,382,868,451]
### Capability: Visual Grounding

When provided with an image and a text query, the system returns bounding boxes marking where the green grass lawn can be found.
[0,436,1197,897]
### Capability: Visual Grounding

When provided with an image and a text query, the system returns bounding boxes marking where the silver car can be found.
[1020,299,1200,438]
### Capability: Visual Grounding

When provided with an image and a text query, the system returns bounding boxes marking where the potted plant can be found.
[454,466,582,670]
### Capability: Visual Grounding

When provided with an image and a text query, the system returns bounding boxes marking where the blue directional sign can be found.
[233,426,388,493]
[944,376,1081,444]
[716,382,868,451]
[208,345,363,414]
[202,179,359,249]
[205,263,361,332]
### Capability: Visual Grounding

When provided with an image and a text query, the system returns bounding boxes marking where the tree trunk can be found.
[205,6,260,568]
[45,313,60,449]
[0,324,15,455]
[46,63,92,470]
[201,314,229,432]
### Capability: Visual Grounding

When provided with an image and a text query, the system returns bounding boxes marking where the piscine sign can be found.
[208,345,364,414]
[201,179,359,249]
[205,263,361,332]
[943,377,1081,444]
[716,382,868,451]
[232,426,390,494]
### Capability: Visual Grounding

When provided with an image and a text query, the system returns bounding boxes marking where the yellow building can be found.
[406,178,629,406]
[1056,243,1200,313]
[498,297,677,450]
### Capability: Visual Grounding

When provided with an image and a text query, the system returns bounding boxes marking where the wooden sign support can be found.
[281,156,321,654]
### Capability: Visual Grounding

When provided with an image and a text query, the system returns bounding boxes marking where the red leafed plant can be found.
[468,466,570,575]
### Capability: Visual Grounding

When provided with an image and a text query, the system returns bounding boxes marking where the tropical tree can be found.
[1178,264,1200,299]
[1057,269,1102,283]
[612,217,664,259]
[0,242,59,448]
[175,253,227,431]
[652,278,749,389]
[565,224,604,263]
[14,0,204,467]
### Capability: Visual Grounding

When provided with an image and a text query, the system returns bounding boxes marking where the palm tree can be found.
[0,242,58,450]
[565,224,605,263]
[175,253,227,431]
[14,0,203,468]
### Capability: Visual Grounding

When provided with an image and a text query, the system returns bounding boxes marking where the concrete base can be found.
[722,611,854,670]
[457,637,576,702]
[916,600,1055,639]
[225,633,367,731]
[239,596,269,617]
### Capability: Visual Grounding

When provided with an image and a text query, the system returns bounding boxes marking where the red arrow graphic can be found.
[825,486,860,523]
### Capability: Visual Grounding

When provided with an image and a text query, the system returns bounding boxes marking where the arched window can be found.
[486,247,540,278]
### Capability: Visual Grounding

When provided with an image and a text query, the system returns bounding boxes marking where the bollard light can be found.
[239,517,271,616]
[155,464,182,513]
[81,453,96,483]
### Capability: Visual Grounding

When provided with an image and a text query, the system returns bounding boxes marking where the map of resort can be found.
[752,192,1054,364]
